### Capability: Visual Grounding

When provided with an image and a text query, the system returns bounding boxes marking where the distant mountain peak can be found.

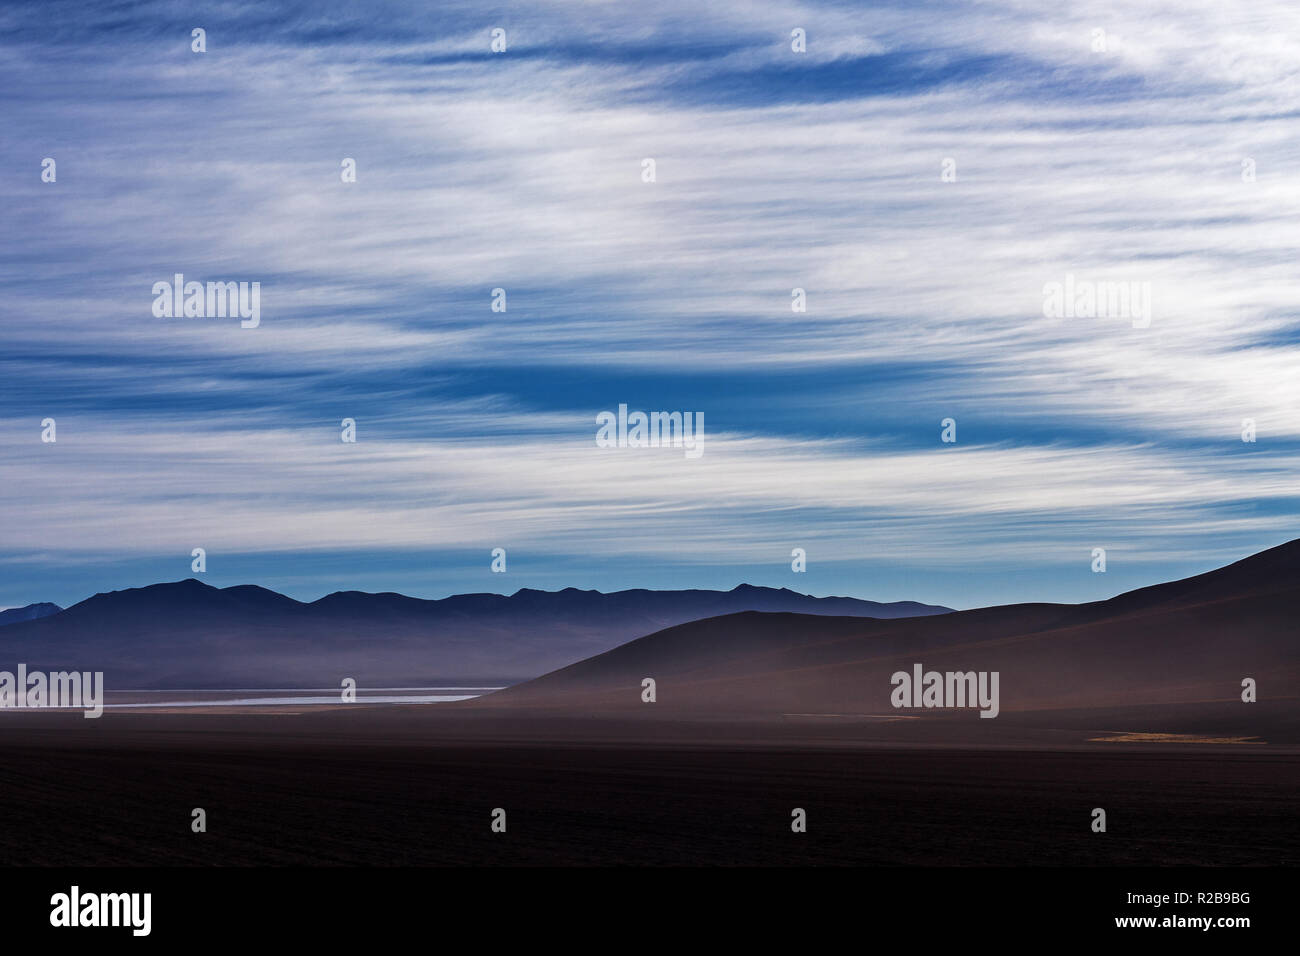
[0,602,62,627]
[92,577,216,599]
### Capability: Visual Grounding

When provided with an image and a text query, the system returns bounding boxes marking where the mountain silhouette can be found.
[0,602,61,627]
[0,580,949,688]
[489,539,1300,717]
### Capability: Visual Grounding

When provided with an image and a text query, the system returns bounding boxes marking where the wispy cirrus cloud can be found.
[2,0,1298,606]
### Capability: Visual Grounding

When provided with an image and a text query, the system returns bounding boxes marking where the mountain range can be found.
[6,539,1296,715]
[0,580,949,687]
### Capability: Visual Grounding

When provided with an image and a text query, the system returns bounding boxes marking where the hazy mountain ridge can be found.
[0,603,61,627]
[0,579,950,688]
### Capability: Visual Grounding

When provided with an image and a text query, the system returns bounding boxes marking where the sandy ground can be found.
[0,699,1295,866]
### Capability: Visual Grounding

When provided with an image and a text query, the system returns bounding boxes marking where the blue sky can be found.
[3,0,1299,610]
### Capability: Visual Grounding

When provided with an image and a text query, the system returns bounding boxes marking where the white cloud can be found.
[2,0,1299,581]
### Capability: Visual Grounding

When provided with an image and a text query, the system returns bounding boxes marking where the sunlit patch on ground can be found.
[1090,732,1265,744]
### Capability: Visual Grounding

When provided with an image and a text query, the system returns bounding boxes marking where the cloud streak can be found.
[2,0,1298,605]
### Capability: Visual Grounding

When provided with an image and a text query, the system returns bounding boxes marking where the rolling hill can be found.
[489,539,1300,716]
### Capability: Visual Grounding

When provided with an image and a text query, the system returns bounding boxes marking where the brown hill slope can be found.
[487,540,1300,716]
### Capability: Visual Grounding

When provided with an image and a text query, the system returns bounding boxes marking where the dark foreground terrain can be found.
[0,702,1294,866]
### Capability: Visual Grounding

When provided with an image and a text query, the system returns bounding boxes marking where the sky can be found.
[2,0,1299,610]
